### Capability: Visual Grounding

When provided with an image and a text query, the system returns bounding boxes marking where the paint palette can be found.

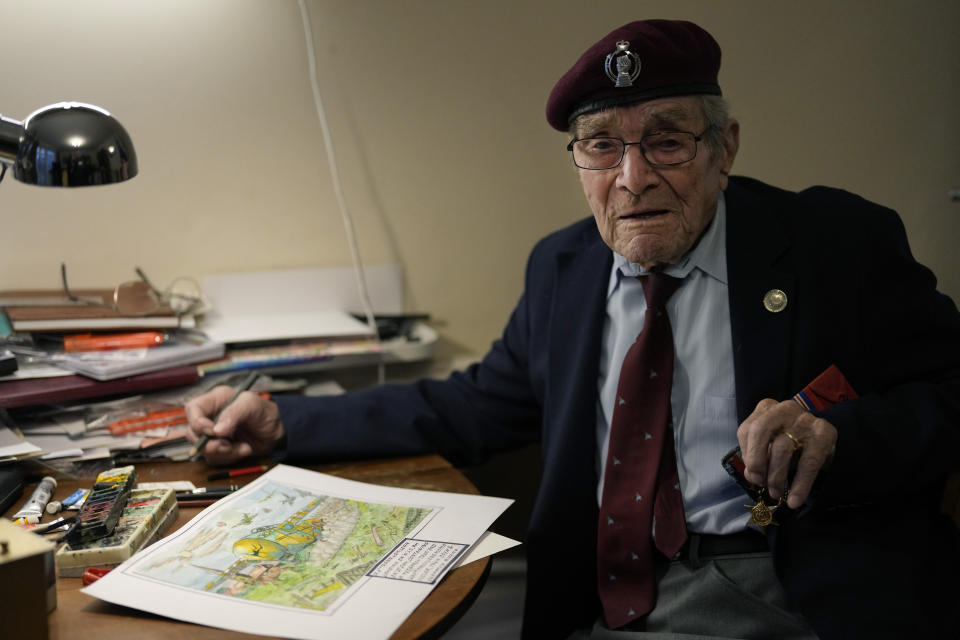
[65,465,138,546]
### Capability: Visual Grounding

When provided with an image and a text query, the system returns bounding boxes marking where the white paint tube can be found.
[12,476,57,524]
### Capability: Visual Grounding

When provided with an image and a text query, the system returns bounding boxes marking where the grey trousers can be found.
[568,551,818,640]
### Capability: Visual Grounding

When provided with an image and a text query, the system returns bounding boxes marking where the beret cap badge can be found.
[604,40,641,88]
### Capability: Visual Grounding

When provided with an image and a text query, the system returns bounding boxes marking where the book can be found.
[0,289,191,332]
[57,338,225,381]
[0,365,200,409]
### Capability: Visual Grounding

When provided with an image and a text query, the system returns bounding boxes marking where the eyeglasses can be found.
[60,263,207,317]
[567,128,710,170]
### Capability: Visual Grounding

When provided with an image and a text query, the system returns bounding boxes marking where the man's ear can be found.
[718,118,739,190]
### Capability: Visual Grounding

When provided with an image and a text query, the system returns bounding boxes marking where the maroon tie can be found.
[597,272,687,629]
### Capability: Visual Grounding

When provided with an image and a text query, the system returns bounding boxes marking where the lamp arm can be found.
[0,115,21,166]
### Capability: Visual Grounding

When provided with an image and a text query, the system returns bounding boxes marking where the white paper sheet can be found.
[0,362,73,380]
[83,464,512,639]
[199,309,372,344]
[452,531,521,568]
[202,266,405,317]
[0,426,41,457]
[197,266,407,344]
[17,430,144,457]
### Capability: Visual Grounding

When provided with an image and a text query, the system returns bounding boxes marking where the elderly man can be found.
[187,20,960,639]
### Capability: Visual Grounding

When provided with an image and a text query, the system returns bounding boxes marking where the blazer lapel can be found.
[724,180,798,421]
[545,225,611,490]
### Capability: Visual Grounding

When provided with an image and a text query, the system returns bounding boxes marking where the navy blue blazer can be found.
[277,176,960,639]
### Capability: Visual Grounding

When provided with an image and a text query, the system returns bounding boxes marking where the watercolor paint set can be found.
[56,486,178,576]
[65,465,138,546]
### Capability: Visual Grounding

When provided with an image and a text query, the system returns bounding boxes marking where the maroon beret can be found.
[545,19,722,131]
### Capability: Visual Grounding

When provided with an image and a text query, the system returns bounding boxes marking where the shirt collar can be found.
[611,191,728,285]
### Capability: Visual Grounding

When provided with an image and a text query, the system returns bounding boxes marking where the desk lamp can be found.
[0,102,137,377]
[0,101,137,187]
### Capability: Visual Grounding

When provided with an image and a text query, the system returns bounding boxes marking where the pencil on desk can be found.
[188,370,260,462]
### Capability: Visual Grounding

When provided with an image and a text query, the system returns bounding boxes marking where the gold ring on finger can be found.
[783,431,803,451]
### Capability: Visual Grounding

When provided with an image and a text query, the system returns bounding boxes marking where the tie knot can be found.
[639,272,681,309]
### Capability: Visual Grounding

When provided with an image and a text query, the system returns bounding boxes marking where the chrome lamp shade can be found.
[0,102,137,187]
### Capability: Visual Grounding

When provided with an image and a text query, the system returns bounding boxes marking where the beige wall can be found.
[0,0,957,363]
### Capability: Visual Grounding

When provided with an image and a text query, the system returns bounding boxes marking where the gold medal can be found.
[745,488,784,528]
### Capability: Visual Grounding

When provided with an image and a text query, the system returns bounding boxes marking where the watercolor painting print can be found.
[134,480,433,613]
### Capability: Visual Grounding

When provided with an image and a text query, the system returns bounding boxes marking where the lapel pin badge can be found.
[763,288,788,313]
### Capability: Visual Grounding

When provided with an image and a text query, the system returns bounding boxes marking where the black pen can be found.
[188,370,260,462]
[177,485,243,495]
[176,488,240,501]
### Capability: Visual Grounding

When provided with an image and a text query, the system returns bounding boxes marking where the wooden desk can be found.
[8,455,490,640]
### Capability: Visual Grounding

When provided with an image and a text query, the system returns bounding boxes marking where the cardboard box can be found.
[0,518,57,639]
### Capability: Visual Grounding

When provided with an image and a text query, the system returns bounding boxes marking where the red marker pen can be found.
[206,464,269,481]
[63,331,165,352]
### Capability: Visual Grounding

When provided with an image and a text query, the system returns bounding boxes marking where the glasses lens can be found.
[573,138,624,169]
[114,280,159,315]
[643,132,696,166]
[165,277,203,315]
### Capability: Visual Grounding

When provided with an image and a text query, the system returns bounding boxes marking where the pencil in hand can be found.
[188,370,260,462]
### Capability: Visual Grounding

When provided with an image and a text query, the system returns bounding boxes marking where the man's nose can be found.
[616,144,660,193]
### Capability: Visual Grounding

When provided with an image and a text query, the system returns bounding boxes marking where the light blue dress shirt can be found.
[596,193,749,535]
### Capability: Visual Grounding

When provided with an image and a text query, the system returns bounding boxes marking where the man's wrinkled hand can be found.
[185,385,285,466]
[737,398,837,509]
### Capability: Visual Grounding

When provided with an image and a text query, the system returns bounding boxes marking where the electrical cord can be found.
[297,0,385,385]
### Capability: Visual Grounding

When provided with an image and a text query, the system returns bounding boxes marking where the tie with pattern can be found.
[597,271,687,629]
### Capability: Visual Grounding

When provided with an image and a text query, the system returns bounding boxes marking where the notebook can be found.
[0,289,189,332]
